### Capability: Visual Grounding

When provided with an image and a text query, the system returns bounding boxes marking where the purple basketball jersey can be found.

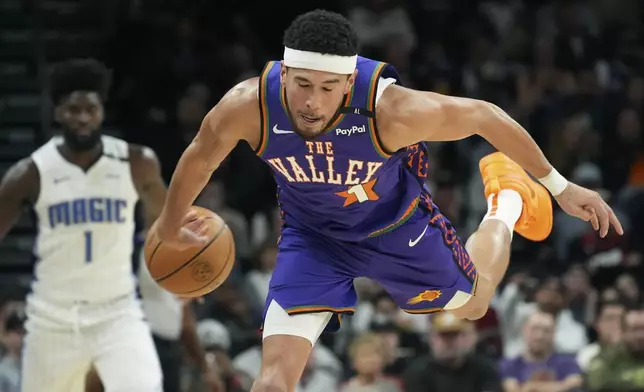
[256,57,430,241]
[256,58,477,332]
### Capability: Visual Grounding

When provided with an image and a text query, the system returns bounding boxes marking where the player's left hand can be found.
[554,182,624,238]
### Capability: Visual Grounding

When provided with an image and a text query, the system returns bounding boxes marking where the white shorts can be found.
[21,294,163,392]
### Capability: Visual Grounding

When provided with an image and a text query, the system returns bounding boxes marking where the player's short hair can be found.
[49,58,111,104]
[282,9,358,57]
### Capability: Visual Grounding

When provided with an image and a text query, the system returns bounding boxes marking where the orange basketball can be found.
[144,206,235,297]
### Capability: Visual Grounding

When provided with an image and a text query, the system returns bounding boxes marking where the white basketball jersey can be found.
[30,135,139,303]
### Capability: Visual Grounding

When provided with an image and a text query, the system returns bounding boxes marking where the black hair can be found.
[283,9,358,56]
[49,58,112,105]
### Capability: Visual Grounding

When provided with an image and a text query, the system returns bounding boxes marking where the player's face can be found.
[281,64,356,139]
[55,91,104,151]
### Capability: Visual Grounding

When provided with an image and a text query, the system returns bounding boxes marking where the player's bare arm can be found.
[376,85,623,237]
[156,77,261,245]
[129,144,167,229]
[0,158,39,241]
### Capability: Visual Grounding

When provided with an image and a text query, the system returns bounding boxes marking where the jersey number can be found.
[84,231,93,263]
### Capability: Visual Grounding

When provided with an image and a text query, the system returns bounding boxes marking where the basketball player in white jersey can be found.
[0,59,165,392]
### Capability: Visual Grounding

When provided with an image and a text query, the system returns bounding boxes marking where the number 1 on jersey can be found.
[84,231,93,263]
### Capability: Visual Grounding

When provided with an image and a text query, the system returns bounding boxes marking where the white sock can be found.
[481,189,523,239]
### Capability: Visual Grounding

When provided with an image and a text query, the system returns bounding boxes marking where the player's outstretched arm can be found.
[377,85,623,236]
[0,158,39,241]
[156,78,260,246]
[377,85,554,177]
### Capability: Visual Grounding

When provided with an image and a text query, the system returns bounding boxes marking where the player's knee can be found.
[447,289,489,320]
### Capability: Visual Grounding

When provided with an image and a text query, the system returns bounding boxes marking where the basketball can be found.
[144,206,235,297]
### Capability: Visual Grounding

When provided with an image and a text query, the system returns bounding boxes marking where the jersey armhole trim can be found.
[367,63,393,159]
[255,61,275,157]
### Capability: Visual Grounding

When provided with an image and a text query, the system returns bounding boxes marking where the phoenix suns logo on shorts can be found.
[407,290,442,305]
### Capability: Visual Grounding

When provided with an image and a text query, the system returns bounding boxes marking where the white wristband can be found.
[538,168,568,196]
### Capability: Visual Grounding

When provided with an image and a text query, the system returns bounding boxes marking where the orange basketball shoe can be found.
[479,152,553,241]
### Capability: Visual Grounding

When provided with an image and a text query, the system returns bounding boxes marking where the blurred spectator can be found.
[348,0,416,54]
[245,241,278,314]
[562,264,597,325]
[0,310,24,392]
[548,114,600,180]
[173,83,211,142]
[551,1,600,72]
[207,282,261,356]
[341,333,402,392]
[602,106,643,193]
[473,307,504,359]
[615,273,642,307]
[577,300,625,371]
[370,321,423,376]
[461,35,512,104]
[196,319,252,392]
[586,306,644,391]
[496,275,588,359]
[403,312,502,392]
[500,311,583,391]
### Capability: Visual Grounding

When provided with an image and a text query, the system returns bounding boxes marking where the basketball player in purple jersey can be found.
[154,10,623,392]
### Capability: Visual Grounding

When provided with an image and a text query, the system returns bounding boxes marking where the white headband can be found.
[283,47,357,75]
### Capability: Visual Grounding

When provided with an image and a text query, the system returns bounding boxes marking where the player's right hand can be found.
[155,209,210,249]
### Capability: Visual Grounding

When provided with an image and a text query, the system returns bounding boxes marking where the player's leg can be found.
[21,301,92,392]
[254,305,332,392]
[455,152,553,318]
[253,226,361,392]
[90,303,163,392]
[364,152,552,320]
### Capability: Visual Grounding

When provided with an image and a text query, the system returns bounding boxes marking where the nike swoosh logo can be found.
[273,125,294,134]
[408,224,429,247]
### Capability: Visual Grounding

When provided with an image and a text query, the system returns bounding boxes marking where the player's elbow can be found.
[461,99,496,133]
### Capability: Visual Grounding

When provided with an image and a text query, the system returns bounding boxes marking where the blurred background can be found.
[1,0,644,391]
